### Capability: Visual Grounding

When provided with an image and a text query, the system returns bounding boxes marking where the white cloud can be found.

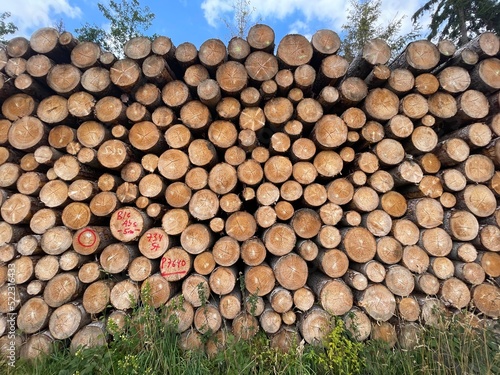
[202,0,349,29]
[3,1,82,37]
[201,0,234,27]
[288,20,312,40]
[378,0,428,37]
[201,0,428,38]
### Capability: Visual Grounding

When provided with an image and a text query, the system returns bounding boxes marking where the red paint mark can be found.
[77,228,97,247]
[146,232,163,243]
[161,270,187,277]
[161,257,187,269]
[116,210,130,221]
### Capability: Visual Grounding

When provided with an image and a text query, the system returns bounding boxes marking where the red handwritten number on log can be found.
[116,210,130,220]
[161,257,187,277]
[116,210,140,234]
[146,232,163,252]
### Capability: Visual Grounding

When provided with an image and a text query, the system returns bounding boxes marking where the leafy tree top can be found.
[0,12,18,44]
[412,0,500,45]
[341,0,421,62]
[75,0,155,57]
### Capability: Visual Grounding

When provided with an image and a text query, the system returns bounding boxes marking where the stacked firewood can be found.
[0,25,499,358]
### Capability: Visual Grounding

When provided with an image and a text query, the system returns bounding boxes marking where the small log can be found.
[5,57,27,78]
[298,306,332,344]
[270,252,308,290]
[225,211,257,242]
[209,265,238,296]
[457,154,495,183]
[129,256,158,282]
[362,210,392,237]
[315,54,349,89]
[1,193,42,225]
[245,263,276,297]
[136,83,162,109]
[43,272,82,308]
[384,265,415,297]
[440,277,471,309]
[310,114,348,150]
[193,251,216,276]
[100,243,138,274]
[142,55,175,85]
[386,68,415,96]
[245,51,278,82]
[110,59,142,92]
[313,248,349,279]
[216,61,248,95]
[82,280,114,314]
[184,167,208,191]
[346,38,391,79]
[162,208,190,236]
[8,116,49,152]
[228,37,250,62]
[16,234,42,256]
[240,237,267,267]
[110,206,152,242]
[454,261,486,285]
[69,322,107,354]
[338,227,377,263]
[455,184,497,218]
[181,273,209,308]
[469,58,500,94]
[164,294,194,333]
[424,254,459,281]
[110,279,140,310]
[472,283,500,318]
[260,304,282,334]
[390,40,440,73]
[20,331,54,361]
[180,223,213,255]
[363,88,399,121]
[371,321,397,347]
[49,303,90,340]
[0,163,21,189]
[472,224,500,252]
[368,170,395,193]
[357,284,396,322]
[194,303,222,335]
[141,273,173,308]
[188,189,219,221]
[78,262,102,284]
[343,269,368,291]
[414,272,440,295]
[277,34,313,68]
[212,236,240,267]
[232,312,259,340]
[34,255,59,282]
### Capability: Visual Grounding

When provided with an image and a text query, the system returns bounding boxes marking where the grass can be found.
[2,294,499,375]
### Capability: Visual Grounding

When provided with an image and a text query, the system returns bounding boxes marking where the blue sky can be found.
[3,0,429,49]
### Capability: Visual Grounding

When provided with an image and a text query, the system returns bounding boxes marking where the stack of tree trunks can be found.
[0,25,499,358]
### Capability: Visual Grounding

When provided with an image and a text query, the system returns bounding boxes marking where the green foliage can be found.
[4,305,499,375]
[412,0,500,45]
[362,313,500,375]
[341,0,421,61]
[75,0,155,56]
[312,318,364,375]
[0,12,18,44]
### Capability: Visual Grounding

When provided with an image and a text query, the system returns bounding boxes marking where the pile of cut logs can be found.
[0,25,499,358]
